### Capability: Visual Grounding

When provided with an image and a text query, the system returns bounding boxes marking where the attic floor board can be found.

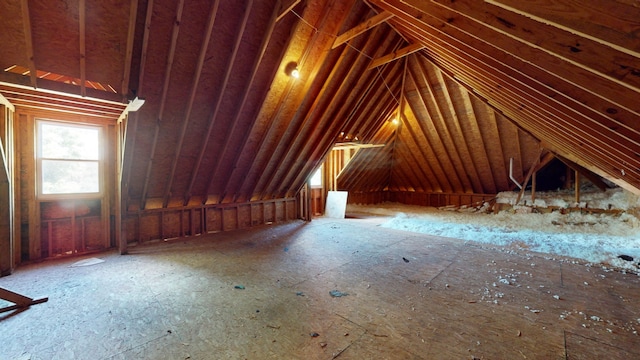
[1,216,639,359]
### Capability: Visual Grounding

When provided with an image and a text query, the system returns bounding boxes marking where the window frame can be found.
[36,119,105,199]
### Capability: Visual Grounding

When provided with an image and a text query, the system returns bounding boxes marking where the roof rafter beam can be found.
[200,0,254,204]
[140,0,185,209]
[276,0,301,22]
[121,0,139,98]
[20,0,37,88]
[332,10,393,49]
[203,0,279,205]
[367,42,424,70]
[79,0,86,97]
[275,14,390,198]
[163,0,221,208]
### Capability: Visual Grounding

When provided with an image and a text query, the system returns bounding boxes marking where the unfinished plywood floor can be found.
[1,216,639,359]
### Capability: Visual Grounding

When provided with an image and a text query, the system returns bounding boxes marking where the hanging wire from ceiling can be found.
[290,8,400,106]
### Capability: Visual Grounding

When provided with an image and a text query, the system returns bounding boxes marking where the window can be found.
[310,165,322,187]
[37,120,102,196]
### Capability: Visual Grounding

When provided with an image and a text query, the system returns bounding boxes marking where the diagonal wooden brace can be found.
[0,287,48,313]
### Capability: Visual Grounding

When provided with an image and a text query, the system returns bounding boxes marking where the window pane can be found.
[41,123,99,160]
[310,166,322,187]
[42,160,99,194]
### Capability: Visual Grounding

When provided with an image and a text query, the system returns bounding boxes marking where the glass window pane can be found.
[41,123,99,160]
[41,160,99,194]
[310,166,322,187]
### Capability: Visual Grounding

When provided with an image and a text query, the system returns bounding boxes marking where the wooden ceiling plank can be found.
[348,146,393,191]
[434,66,484,193]
[121,0,140,98]
[486,0,640,56]
[355,97,399,155]
[367,43,424,70]
[395,56,437,193]
[332,10,393,49]
[136,0,154,97]
[430,0,640,93]
[20,0,37,88]
[199,0,254,204]
[140,0,185,209]
[162,0,221,207]
[79,0,86,97]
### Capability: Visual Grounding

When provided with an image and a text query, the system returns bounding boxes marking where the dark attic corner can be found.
[1,1,640,358]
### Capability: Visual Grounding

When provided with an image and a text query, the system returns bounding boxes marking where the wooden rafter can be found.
[276,0,302,22]
[405,67,453,193]
[376,0,640,192]
[199,0,253,204]
[121,0,139,97]
[266,14,381,199]
[459,89,497,193]
[215,6,287,205]
[20,0,37,88]
[233,3,336,203]
[435,67,483,193]
[140,0,185,209]
[400,99,444,192]
[79,0,86,97]
[485,0,640,57]
[123,0,154,202]
[332,10,393,49]
[367,43,424,70]
[431,0,640,94]
[252,3,359,200]
[163,0,221,207]
[286,52,402,197]
[412,58,465,192]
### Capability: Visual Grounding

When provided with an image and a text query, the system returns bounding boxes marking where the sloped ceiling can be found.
[1,0,639,209]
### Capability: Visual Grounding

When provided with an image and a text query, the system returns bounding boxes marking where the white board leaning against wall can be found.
[325,191,348,218]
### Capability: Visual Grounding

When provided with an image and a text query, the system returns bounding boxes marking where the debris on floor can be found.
[310,332,320,337]
[329,290,348,297]
[69,258,105,267]
[234,285,245,290]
